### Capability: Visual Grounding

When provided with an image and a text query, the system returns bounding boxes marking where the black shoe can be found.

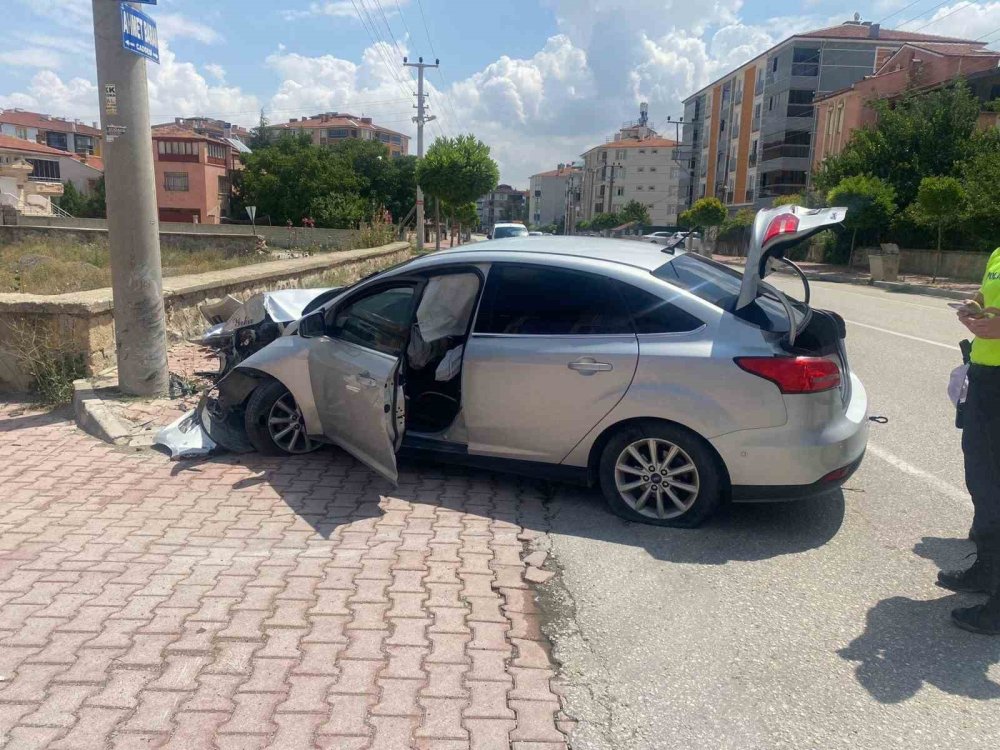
[952,600,1000,635]
[937,560,989,593]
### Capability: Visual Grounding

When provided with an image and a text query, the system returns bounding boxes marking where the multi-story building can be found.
[813,42,998,169]
[578,107,680,227]
[528,164,581,227]
[0,109,102,157]
[476,184,528,230]
[678,19,982,211]
[151,123,245,224]
[269,112,410,157]
[0,134,103,217]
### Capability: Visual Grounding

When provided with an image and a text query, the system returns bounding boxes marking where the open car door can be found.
[736,205,847,311]
[305,281,422,484]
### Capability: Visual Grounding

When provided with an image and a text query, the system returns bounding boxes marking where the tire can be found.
[598,421,723,527]
[244,379,322,456]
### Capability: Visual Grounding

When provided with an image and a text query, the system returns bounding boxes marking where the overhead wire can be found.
[896,0,956,27]
[908,0,974,32]
[878,0,932,23]
[412,0,466,137]
[348,0,414,103]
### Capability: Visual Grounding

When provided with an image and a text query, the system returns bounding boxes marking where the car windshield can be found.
[493,226,528,238]
[653,254,805,333]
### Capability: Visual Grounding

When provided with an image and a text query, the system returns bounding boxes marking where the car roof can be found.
[493,222,525,228]
[429,235,677,272]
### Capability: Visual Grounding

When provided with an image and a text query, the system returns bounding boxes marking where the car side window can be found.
[330,285,417,356]
[614,281,703,334]
[474,264,631,335]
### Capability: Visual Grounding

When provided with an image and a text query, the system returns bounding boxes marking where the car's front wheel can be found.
[598,422,723,527]
[245,379,322,456]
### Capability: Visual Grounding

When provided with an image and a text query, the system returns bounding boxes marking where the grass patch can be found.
[6,321,86,404]
[0,238,271,295]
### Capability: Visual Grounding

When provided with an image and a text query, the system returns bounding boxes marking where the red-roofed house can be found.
[0,109,102,156]
[677,18,989,210]
[269,112,410,157]
[152,122,245,224]
[812,43,1000,169]
[0,135,105,216]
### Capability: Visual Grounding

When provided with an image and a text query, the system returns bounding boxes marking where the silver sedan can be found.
[200,205,868,527]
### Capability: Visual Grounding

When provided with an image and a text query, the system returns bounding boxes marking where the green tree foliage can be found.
[589,212,622,231]
[826,175,897,264]
[620,199,651,226]
[913,175,967,280]
[576,219,592,231]
[417,135,499,207]
[248,109,271,150]
[685,197,727,250]
[56,178,106,218]
[772,193,803,207]
[814,82,981,208]
[959,129,1000,246]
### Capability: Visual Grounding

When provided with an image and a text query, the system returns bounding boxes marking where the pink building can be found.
[151,123,241,224]
[813,42,1000,171]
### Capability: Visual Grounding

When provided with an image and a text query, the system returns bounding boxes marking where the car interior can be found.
[401,271,482,434]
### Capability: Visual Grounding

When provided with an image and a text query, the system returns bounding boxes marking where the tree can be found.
[56,181,88,217]
[913,176,967,281]
[959,129,1000,248]
[686,197,727,252]
[417,135,499,209]
[248,109,271,150]
[589,212,622,231]
[814,81,981,209]
[620,199,651,226]
[576,219,591,231]
[718,208,755,255]
[826,175,897,268]
[772,193,803,207]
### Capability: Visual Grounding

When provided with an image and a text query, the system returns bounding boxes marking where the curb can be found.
[72,378,133,446]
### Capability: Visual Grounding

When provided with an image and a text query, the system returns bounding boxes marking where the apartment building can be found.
[0,109,102,157]
[813,42,999,168]
[528,164,581,227]
[678,19,982,211]
[0,134,102,204]
[152,123,243,224]
[476,184,528,230]
[269,112,410,157]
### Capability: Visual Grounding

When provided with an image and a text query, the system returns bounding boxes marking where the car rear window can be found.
[652,254,796,333]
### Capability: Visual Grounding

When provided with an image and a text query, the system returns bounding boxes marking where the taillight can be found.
[762,213,799,245]
[735,356,841,394]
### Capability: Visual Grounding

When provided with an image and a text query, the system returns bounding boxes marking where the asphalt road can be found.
[542,279,1000,750]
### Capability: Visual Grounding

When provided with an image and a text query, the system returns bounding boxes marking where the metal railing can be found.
[1,191,74,219]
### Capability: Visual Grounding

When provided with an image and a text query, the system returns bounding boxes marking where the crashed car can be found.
[160,204,869,527]
[197,288,342,377]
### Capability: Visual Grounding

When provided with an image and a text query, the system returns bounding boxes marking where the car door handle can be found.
[568,358,613,374]
[356,372,379,388]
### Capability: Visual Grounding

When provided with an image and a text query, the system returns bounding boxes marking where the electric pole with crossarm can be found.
[404,56,438,253]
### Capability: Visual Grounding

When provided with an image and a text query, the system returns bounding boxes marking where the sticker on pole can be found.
[104,84,118,115]
[120,3,159,64]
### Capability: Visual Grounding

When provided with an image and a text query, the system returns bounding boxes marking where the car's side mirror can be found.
[298,311,326,338]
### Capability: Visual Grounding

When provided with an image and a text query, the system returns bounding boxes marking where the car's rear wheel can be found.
[598,422,722,527]
[245,380,321,456]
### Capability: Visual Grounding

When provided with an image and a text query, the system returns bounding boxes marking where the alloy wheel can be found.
[614,438,700,520]
[267,392,316,454]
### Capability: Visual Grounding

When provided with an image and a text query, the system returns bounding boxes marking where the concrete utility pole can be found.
[92,0,168,396]
[404,57,438,253]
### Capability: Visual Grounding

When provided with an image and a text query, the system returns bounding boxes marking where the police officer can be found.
[938,247,1000,635]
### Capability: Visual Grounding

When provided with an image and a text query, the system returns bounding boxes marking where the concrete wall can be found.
[850,247,990,281]
[0,220,357,251]
[0,241,410,391]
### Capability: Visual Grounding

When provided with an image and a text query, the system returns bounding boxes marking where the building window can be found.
[207,143,227,162]
[26,158,60,181]
[648,185,656,191]
[771,56,778,73]
[378,132,391,143]
[637,186,644,191]
[534,189,541,197]
[218,175,230,196]
[594,202,603,213]
[164,172,189,192]
[792,47,820,77]
[637,166,645,173]
[787,89,815,118]
[157,140,199,156]
[768,96,775,112]
[616,187,624,196]
[14,126,28,140]
[328,128,349,138]
[74,135,95,155]
[390,134,402,144]
[639,149,646,154]
[46,132,68,151]
[650,166,657,172]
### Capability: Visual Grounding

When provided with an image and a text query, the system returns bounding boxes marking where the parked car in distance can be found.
[528,231,543,236]
[190,204,867,528]
[643,231,674,245]
[488,223,528,239]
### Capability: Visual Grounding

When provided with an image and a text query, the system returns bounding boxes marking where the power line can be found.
[909,0,974,32]
[394,0,412,39]
[976,23,1000,41]
[896,0,954,27]
[413,0,466,136]
[878,0,931,23]
[349,0,413,102]
[369,0,405,59]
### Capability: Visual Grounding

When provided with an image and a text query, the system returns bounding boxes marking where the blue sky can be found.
[3,0,999,183]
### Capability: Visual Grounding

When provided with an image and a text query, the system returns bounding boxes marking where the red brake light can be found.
[762,213,799,245]
[735,356,841,394]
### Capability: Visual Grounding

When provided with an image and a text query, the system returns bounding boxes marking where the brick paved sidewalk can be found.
[0,401,573,749]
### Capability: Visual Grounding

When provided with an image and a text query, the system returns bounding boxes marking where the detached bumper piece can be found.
[731,451,865,502]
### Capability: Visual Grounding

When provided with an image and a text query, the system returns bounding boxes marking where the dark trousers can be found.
[964,365,1000,546]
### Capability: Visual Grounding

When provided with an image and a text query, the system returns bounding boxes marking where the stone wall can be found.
[0,242,410,392]
[0,225,261,255]
[7,217,357,251]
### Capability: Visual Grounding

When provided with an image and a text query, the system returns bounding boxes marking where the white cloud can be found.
[0,48,64,69]
[897,1,1000,41]
[0,70,98,119]
[204,63,227,82]
[157,13,224,45]
[282,0,411,22]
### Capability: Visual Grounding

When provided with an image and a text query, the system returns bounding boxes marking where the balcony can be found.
[761,144,810,161]
[755,77,764,96]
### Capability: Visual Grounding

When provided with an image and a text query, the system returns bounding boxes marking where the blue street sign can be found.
[120,3,159,64]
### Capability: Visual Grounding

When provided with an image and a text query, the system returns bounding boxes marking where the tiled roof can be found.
[0,134,74,157]
[582,137,678,156]
[798,23,979,44]
[0,110,101,137]
[272,113,409,139]
[902,42,996,56]
[151,123,229,145]
[532,167,582,178]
